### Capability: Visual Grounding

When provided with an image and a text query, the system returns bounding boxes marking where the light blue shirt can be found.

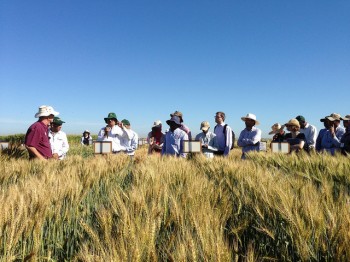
[237,126,262,153]
[321,130,341,155]
[162,128,189,158]
[195,131,218,153]
[335,126,345,141]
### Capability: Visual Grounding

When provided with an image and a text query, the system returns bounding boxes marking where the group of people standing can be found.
[24,105,138,160]
[24,105,69,160]
[23,105,350,160]
[147,111,350,159]
[147,111,262,159]
[269,113,350,156]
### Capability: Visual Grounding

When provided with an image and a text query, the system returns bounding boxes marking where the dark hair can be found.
[216,111,226,121]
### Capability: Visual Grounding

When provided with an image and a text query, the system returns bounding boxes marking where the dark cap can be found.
[121,119,130,125]
[52,117,65,126]
[295,115,305,122]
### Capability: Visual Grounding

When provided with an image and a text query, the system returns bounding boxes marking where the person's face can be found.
[106,119,116,127]
[51,123,62,132]
[215,114,223,124]
[299,121,306,129]
[169,121,179,131]
[245,119,255,129]
[286,125,292,131]
[343,120,349,128]
[324,119,334,129]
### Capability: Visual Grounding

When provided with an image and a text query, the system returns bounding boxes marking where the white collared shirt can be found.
[49,130,69,160]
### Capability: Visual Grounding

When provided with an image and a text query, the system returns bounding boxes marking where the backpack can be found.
[214,124,235,149]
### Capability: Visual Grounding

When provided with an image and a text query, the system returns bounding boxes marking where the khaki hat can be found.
[170,111,184,122]
[241,113,260,125]
[320,116,336,122]
[341,115,350,121]
[268,123,281,135]
[330,113,341,120]
[200,121,210,131]
[285,119,300,128]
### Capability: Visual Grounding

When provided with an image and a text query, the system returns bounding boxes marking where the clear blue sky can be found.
[1,1,349,138]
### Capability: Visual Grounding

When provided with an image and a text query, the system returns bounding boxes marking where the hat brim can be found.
[241,117,260,125]
[104,118,118,122]
[53,121,65,125]
[166,120,181,126]
[320,117,335,122]
[35,111,59,118]
[201,126,210,131]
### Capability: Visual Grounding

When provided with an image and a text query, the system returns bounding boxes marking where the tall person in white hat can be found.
[237,113,262,159]
[25,105,59,160]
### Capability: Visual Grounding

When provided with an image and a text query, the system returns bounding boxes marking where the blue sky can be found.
[1,0,349,138]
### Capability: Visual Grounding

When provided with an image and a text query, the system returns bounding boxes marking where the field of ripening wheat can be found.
[1,137,350,261]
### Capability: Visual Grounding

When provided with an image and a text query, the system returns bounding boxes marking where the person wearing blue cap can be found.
[161,115,189,158]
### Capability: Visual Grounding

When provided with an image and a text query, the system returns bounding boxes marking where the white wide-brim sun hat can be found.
[34,105,59,118]
[241,113,260,125]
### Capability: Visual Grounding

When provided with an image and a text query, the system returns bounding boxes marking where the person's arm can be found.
[60,133,69,158]
[97,128,105,141]
[25,146,47,160]
[179,132,189,158]
[309,126,317,147]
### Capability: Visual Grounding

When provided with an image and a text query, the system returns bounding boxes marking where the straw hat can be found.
[268,123,281,135]
[284,119,300,128]
[241,113,260,125]
[34,105,59,118]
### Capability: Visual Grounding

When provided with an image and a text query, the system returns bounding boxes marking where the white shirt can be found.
[300,123,317,148]
[49,130,69,160]
[97,125,132,152]
[121,129,139,156]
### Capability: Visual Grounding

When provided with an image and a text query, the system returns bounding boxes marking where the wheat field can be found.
[1,140,350,261]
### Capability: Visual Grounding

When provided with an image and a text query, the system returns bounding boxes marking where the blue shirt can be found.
[162,128,189,158]
[214,123,233,156]
[321,130,341,155]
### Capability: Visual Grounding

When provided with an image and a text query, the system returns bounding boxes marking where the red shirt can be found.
[25,121,52,159]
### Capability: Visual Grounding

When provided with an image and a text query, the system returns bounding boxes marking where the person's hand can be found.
[329,126,335,137]
[52,153,59,160]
